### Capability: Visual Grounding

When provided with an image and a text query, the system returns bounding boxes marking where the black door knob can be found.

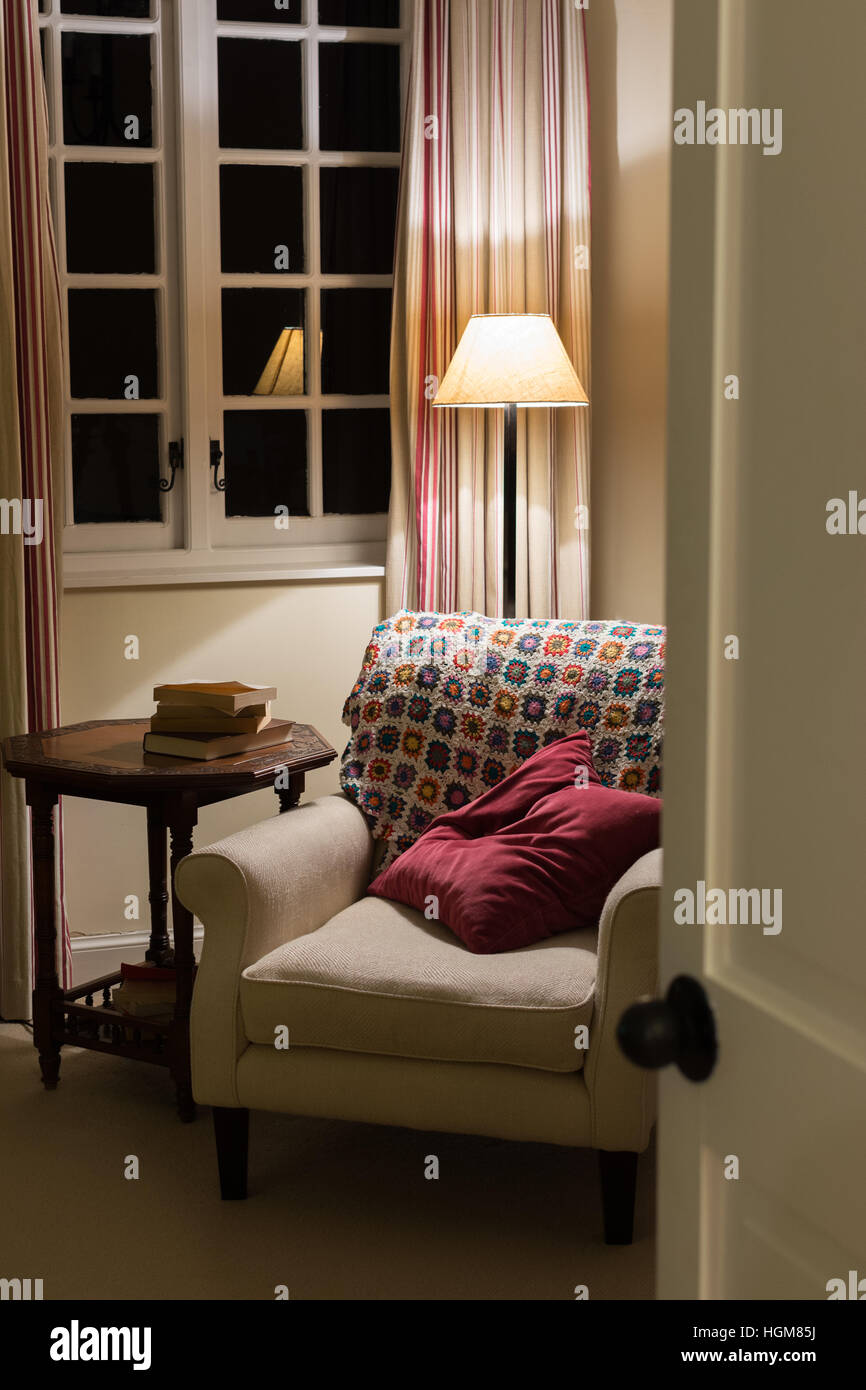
[617,975,718,1082]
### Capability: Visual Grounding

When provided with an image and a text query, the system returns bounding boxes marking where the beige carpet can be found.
[0,1022,655,1301]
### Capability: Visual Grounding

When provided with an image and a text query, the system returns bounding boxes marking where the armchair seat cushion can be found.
[239,896,597,1073]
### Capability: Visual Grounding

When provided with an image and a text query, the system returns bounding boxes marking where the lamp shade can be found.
[254,327,305,396]
[432,313,588,408]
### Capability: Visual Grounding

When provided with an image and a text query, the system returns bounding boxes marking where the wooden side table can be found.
[1,719,337,1122]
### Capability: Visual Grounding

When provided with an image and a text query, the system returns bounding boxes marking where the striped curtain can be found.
[387,0,591,619]
[0,0,67,1020]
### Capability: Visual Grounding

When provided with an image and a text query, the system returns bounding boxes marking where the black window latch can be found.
[161,439,184,493]
[210,439,225,492]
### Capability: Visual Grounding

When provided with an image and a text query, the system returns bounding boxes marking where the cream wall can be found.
[61,580,383,935]
[587,0,673,624]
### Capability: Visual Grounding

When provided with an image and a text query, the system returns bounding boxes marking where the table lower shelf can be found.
[58,968,189,1067]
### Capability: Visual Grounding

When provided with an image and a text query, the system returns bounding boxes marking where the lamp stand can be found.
[503,402,517,619]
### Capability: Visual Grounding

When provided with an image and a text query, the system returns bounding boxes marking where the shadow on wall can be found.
[588,0,672,626]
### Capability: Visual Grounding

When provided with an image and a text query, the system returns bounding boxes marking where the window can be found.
[38,0,407,585]
[41,0,183,558]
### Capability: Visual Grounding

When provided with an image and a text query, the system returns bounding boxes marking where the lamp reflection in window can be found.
[254,326,305,396]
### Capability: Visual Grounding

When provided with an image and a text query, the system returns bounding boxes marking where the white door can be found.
[656,0,866,1299]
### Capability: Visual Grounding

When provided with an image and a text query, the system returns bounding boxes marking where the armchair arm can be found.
[175,793,373,1107]
[584,848,662,1153]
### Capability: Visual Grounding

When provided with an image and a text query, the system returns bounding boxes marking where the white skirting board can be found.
[70,928,204,986]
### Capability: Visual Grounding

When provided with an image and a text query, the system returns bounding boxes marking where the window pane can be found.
[61,1,152,16]
[48,158,57,233]
[218,0,302,21]
[71,413,161,523]
[223,411,309,518]
[319,43,400,152]
[68,289,158,399]
[40,31,50,138]
[220,165,304,274]
[323,409,391,514]
[320,167,398,273]
[65,163,155,272]
[218,38,303,151]
[319,1,400,25]
[321,288,391,394]
[222,289,307,397]
[62,33,153,147]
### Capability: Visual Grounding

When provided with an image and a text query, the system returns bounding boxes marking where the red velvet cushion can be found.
[368,732,660,954]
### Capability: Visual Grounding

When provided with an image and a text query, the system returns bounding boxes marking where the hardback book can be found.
[113,979,175,1020]
[152,681,278,714]
[151,703,271,735]
[143,718,294,761]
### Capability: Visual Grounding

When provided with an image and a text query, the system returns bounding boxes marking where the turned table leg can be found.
[167,792,198,1122]
[145,803,171,965]
[28,783,63,1091]
[276,770,304,813]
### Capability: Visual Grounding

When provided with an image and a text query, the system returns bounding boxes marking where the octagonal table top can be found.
[1,719,338,793]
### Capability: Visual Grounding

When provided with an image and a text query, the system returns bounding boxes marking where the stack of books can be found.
[113,961,176,1022]
[143,681,293,760]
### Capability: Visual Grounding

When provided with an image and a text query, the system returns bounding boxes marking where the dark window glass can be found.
[323,409,391,513]
[320,167,398,273]
[62,33,152,147]
[220,165,304,274]
[39,0,48,12]
[321,288,391,394]
[68,290,158,399]
[320,1,400,25]
[41,33,54,144]
[218,39,303,150]
[218,0,302,21]
[48,158,57,231]
[71,413,161,524]
[65,163,155,272]
[61,1,152,16]
[222,288,306,396]
[319,43,400,152]
[223,411,309,518]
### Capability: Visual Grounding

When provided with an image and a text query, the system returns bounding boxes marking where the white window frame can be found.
[40,0,184,558]
[54,0,409,589]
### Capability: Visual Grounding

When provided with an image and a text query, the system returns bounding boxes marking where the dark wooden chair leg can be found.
[213,1107,249,1200]
[598,1150,639,1244]
[176,1081,196,1125]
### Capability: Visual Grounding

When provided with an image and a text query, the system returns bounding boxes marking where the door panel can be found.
[705,1165,860,1302]
[660,0,866,1300]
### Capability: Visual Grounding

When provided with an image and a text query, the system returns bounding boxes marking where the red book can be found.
[120,961,177,983]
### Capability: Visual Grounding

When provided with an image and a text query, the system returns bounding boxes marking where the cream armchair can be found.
[175,793,661,1244]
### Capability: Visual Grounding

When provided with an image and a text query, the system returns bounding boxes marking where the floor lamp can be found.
[433,313,589,618]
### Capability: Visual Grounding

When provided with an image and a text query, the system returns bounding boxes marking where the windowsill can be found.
[63,545,387,590]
